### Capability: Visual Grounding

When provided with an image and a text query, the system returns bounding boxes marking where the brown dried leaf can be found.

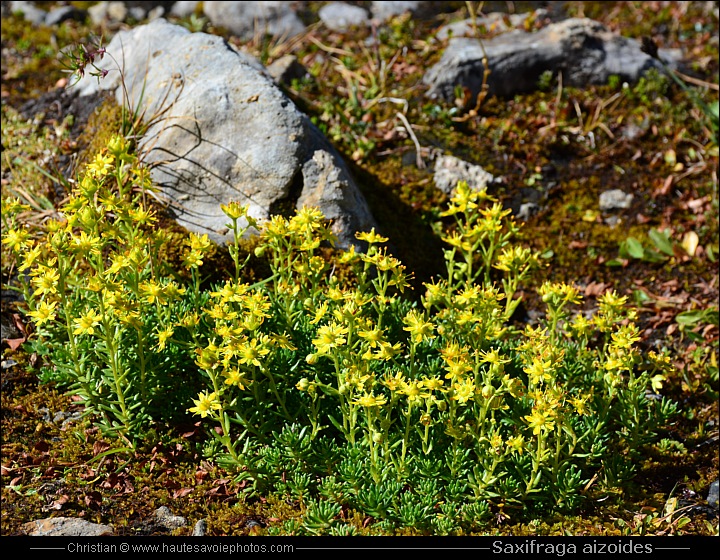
[585,282,611,297]
[5,337,26,352]
[173,487,193,499]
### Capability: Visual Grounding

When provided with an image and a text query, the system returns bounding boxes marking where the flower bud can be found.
[305,353,318,365]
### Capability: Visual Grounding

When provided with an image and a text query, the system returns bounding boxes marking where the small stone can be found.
[434,154,498,195]
[192,519,207,536]
[155,507,186,528]
[154,506,187,530]
[44,5,86,26]
[23,517,114,536]
[708,480,719,509]
[1,358,18,370]
[9,1,46,25]
[517,202,540,221]
[170,1,199,18]
[319,2,369,32]
[599,189,633,211]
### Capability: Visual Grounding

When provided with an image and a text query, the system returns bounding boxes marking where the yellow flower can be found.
[598,289,628,311]
[31,266,60,297]
[237,337,270,367]
[524,408,555,435]
[372,341,402,361]
[423,280,445,308]
[188,391,222,418]
[106,134,129,157]
[139,281,165,304]
[2,227,30,252]
[129,206,156,226]
[570,394,591,416]
[422,376,445,392]
[403,309,435,344]
[524,356,553,386]
[211,281,248,303]
[507,435,525,454]
[450,378,476,404]
[650,374,666,392]
[478,348,510,366]
[224,369,250,389]
[73,308,103,336]
[611,323,642,349]
[87,151,115,177]
[354,393,388,407]
[106,252,132,275]
[489,433,503,450]
[339,244,359,264]
[444,358,472,380]
[221,201,248,221]
[179,312,200,328]
[312,322,348,355]
[70,230,102,257]
[390,266,411,293]
[183,249,204,268]
[397,379,431,404]
[267,333,297,351]
[382,371,405,392]
[156,326,174,350]
[355,228,388,244]
[195,343,220,371]
[19,244,42,271]
[441,231,472,252]
[1,197,30,217]
[358,324,386,348]
[28,299,57,327]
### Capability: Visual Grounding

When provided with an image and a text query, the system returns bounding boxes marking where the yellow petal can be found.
[681,231,699,257]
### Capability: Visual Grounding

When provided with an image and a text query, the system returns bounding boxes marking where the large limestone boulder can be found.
[72,19,377,248]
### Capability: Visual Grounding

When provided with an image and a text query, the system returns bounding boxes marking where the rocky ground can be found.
[1,1,718,537]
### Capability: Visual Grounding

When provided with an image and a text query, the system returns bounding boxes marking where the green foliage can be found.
[3,132,682,527]
[607,228,679,265]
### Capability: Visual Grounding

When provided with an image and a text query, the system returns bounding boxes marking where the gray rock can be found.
[599,189,633,211]
[297,144,371,245]
[424,17,683,102]
[708,480,719,509]
[87,1,125,25]
[319,2,369,32]
[203,1,305,41]
[1,358,18,370]
[370,1,421,22]
[434,154,498,195]
[8,1,46,25]
[44,5,86,26]
[155,506,187,530]
[266,54,310,86]
[192,519,207,536]
[88,1,172,25]
[23,517,114,536]
[72,19,377,249]
[517,202,540,221]
[1,312,21,342]
[170,0,200,18]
